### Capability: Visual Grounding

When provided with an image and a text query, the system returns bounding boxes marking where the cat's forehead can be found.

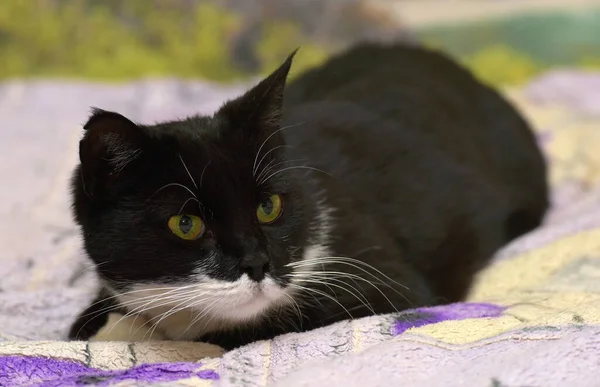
[150,117,260,157]
[141,141,259,199]
[138,117,286,199]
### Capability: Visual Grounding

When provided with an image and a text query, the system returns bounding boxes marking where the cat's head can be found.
[71,51,330,328]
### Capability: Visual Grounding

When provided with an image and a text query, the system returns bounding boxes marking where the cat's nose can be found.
[240,254,270,282]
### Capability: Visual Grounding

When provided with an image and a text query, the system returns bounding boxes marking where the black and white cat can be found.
[68,43,548,350]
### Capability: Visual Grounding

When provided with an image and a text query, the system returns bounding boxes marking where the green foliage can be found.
[256,21,328,78]
[462,45,541,87]
[2,1,599,85]
[417,9,600,68]
[581,56,600,70]
[0,0,329,82]
[422,38,542,86]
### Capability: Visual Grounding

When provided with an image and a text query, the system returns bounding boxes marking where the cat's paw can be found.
[90,312,167,342]
[90,312,226,359]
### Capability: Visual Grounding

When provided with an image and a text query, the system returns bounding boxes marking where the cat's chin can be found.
[209,275,289,321]
[114,274,290,340]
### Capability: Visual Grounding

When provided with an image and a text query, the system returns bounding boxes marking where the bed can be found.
[1,68,599,386]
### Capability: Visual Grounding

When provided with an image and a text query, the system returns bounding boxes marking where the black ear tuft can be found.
[79,108,146,197]
[83,108,129,130]
[218,48,299,135]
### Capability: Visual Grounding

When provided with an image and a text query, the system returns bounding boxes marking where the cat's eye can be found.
[168,214,204,240]
[257,194,283,224]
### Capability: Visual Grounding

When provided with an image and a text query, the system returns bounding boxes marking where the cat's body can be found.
[68,44,548,350]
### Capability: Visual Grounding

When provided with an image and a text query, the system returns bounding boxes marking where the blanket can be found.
[1,70,600,386]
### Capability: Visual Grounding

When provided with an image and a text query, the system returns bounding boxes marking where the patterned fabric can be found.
[2,9,600,376]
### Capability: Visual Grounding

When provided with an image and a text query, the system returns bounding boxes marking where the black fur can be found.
[68,43,548,349]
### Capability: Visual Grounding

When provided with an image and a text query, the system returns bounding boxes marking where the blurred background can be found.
[0,0,599,86]
[1,0,600,341]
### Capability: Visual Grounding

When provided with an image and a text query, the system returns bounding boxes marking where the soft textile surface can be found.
[1,70,600,386]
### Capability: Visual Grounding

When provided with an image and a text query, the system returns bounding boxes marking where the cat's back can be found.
[283,43,547,225]
[281,43,548,300]
[284,43,478,104]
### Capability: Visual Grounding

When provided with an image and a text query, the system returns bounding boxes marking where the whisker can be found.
[288,270,400,313]
[326,303,378,321]
[288,283,353,319]
[81,284,208,327]
[200,160,212,188]
[148,182,197,201]
[106,292,196,334]
[178,197,200,214]
[72,305,127,339]
[73,284,203,338]
[291,270,392,290]
[76,286,197,319]
[178,154,198,191]
[106,288,209,338]
[280,293,304,327]
[260,166,336,185]
[252,122,306,175]
[288,276,375,314]
[253,144,294,177]
[256,158,307,183]
[145,290,212,328]
[142,294,210,341]
[291,289,325,309]
[68,261,110,285]
[287,256,413,307]
[182,297,223,337]
[256,158,277,181]
[288,256,410,290]
[79,169,92,199]
[124,287,206,317]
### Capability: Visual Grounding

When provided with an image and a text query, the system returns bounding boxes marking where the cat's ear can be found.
[218,48,298,136]
[78,108,146,197]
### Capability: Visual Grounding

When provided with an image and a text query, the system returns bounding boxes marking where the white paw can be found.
[91,313,167,342]
[90,313,226,359]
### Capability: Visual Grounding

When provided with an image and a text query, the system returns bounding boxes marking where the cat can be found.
[68,43,548,350]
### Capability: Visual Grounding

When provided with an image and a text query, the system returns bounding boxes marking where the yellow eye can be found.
[168,214,204,240]
[257,194,283,224]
